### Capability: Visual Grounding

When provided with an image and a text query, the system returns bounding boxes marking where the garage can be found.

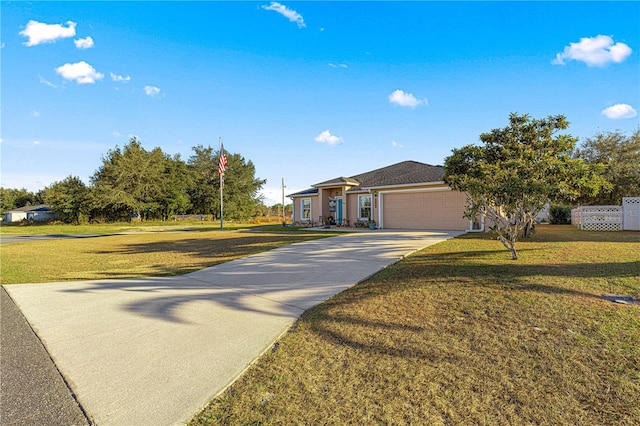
[381,189,470,230]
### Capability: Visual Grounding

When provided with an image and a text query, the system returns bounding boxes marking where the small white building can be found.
[3,205,57,223]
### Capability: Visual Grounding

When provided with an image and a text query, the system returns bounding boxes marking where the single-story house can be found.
[3,204,57,223]
[288,161,481,232]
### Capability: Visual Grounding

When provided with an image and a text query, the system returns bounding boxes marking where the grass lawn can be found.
[0,226,341,284]
[191,225,640,425]
[0,220,258,235]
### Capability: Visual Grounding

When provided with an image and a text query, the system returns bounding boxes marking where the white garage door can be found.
[382,190,469,230]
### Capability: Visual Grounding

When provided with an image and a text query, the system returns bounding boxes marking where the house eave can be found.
[312,179,360,188]
[351,181,447,192]
[287,188,319,198]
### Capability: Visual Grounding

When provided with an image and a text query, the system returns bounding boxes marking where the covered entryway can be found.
[380,189,469,230]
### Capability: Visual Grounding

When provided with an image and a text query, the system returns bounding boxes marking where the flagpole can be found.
[219,137,224,230]
[281,177,285,226]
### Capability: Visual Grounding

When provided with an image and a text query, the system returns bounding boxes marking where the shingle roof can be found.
[287,188,319,197]
[6,204,52,213]
[348,161,444,189]
[288,161,445,198]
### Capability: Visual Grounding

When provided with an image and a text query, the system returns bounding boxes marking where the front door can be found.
[336,197,343,224]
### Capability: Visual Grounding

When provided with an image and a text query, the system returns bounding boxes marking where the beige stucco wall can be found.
[292,183,470,230]
[292,195,320,223]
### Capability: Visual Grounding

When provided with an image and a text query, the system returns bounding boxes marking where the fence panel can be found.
[572,206,623,231]
[623,197,640,231]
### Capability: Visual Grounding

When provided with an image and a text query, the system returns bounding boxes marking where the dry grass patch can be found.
[191,225,640,425]
[0,229,337,284]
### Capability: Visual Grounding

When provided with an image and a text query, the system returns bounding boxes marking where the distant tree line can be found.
[1,138,273,224]
[1,129,636,224]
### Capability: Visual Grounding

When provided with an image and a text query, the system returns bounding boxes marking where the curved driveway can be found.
[3,230,462,425]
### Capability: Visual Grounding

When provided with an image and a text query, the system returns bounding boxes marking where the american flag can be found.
[218,143,228,176]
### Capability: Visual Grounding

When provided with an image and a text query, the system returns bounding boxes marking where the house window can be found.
[358,194,371,220]
[301,198,311,220]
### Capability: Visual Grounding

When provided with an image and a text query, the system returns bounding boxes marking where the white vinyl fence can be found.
[572,197,640,231]
[623,197,640,231]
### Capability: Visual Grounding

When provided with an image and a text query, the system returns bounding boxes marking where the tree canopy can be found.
[444,113,607,260]
[0,187,43,212]
[2,138,267,224]
[43,176,90,224]
[90,138,168,221]
[573,129,640,205]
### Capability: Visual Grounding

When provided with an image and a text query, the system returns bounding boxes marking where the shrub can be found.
[549,205,573,224]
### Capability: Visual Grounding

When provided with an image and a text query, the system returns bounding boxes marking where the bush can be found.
[549,205,573,225]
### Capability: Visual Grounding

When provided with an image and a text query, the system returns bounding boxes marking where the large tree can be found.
[574,129,640,205]
[43,176,90,224]
[187,145,266,220]
[220,152,267,221]
[444,113,607,260]
[187,145,219,216]
[159,153,192,220]
[0,187,41,212]
[90,138,168,221]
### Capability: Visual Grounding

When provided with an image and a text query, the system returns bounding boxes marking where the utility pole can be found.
[281,178,286,226]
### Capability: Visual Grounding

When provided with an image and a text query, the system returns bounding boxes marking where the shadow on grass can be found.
[459,224,640,244]
[407,254,640,281]
[90,234,333,260]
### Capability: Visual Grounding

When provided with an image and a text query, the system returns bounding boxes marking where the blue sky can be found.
[2,1,639,205]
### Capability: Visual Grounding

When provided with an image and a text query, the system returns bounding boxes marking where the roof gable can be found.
[313,176,360,187]
[349,161,444,188]
[288,161,445,198]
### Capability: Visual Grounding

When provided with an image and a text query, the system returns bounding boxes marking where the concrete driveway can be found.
[3,230,462,425]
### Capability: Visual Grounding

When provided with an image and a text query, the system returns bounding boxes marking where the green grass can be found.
[0,220,260,235]
[190,225,640,425]
[0,227,343,284]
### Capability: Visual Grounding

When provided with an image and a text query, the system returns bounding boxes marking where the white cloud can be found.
[388,89,427,108]
[39,76,58,88]
[112,131,121,137]
[391,140,404,148]
[328,63,348,69]
[553,35,632,67]
[20,20,77,46]
[110,72,131,82]
[315,130,343,145]
[262,2,306,28]
[74,36,94,49]
[601,103,638,119]
[55,61,104,84]
[33,140,41,145]
[32,110,40,118]
[144,85,161,97]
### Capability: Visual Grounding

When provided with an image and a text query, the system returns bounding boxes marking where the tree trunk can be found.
[498,235,519,260]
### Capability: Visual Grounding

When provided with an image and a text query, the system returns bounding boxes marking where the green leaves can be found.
[574,129,640,205]
[43,176,89,224]
[444,113,606,259]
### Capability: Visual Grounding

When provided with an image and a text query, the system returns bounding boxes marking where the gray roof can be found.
[6,204,52,213]
[289,161,444,197]
[287,188,319,197]
[348,161,444,189]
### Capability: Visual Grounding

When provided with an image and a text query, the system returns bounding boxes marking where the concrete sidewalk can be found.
[3,230,462,425]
